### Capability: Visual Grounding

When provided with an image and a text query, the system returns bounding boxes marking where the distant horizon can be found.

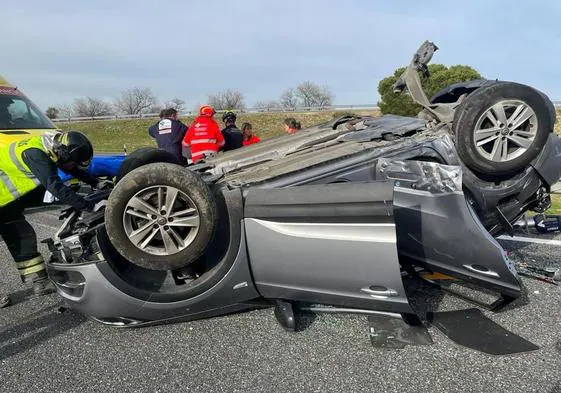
[3,0,560,110]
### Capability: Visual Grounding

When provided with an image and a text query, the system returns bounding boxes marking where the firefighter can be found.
[221,111,244,151]
[183,105,225,163]
[148,108,188,164]
[0,130,102,308]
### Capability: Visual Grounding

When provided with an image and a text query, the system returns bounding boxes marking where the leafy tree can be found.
[45,106,59,119]
[377,64,483,116]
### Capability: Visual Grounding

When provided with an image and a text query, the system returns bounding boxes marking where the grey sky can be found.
[2,0,560,110]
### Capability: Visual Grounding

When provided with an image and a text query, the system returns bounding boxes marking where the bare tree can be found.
[254,100,281,111]
[57,103,75,119]
[114,87,157,115]
[295,81,334,108]
[148,105,163,115]
[279,88,299,108]
[207,89,245,110]
[73,97,113,117]
[164,98,186,112]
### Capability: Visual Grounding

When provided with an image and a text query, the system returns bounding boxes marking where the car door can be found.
[243,181,415,315]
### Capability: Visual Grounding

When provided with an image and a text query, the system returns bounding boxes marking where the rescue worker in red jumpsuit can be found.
[183,105,225,163]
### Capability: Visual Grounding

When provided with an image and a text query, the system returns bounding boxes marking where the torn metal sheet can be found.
[368,314,433,349]
[427,308,539,355]
[341,115,426,142]
[376,159,462,194]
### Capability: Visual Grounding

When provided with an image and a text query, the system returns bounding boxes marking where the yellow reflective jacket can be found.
[0,136,47,208]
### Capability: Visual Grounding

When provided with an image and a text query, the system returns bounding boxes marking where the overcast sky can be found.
[2,0,560,110]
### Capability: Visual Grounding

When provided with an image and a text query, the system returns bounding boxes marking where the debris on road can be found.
[516,261,560,286]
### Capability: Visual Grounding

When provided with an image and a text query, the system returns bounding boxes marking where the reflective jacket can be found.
[183,116,225,162]
[0,134,94,210]
[0,136,46,207]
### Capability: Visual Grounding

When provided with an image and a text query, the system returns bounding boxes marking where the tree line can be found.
[45,63,484,120]
[45,81,335,119]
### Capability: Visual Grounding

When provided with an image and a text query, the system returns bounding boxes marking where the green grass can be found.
[546,193,561,215]
[61,108,561,153]
[57,110,379,153]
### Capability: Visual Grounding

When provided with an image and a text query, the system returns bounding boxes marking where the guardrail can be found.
[49,101,561,123]
[50,104,381,123]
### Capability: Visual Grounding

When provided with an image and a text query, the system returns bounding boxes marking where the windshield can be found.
[0,92,56,130]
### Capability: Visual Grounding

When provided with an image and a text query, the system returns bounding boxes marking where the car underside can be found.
[44,41,561,332]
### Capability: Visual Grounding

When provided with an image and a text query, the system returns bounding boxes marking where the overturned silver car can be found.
[45,42,561,333]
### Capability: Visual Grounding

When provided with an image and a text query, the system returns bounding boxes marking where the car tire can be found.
[453,81,552,177]
[105,162,218,271]
[116,147,181,183]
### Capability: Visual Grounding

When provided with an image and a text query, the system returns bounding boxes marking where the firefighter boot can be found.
[32,277,55,296]
[16,255,55,296]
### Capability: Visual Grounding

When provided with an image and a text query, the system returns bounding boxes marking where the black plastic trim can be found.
[244,181,394,223]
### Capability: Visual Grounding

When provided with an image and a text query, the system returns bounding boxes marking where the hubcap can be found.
[123,186,200,256]
[473,100,538,162]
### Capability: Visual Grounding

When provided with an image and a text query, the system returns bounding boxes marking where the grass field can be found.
[57,109,379,152]
[58,108,561,153]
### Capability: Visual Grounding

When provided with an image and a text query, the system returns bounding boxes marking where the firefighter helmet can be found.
[53,131,94,167]
[199,105,215,117]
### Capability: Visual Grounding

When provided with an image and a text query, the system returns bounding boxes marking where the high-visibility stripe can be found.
[9,143,40,186]
[192,150,218,159]
[18,262,46,276]
[191,139,216,144]
[0,168,19,199]
[16,256,44,269]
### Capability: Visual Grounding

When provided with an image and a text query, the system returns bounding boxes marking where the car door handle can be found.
[462,264,500,278]
[360,287,398,298]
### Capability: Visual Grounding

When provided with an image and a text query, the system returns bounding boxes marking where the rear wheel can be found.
[453,82,552,177]
[105,162,218,271]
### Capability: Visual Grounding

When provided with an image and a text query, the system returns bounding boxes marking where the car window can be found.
[0,95,55,130]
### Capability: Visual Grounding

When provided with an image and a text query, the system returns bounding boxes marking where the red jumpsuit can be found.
[183,116,225,162]
[243,135,261,146]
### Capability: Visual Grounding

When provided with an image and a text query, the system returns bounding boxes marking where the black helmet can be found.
[53,131,94,167]
[222,111,237,123]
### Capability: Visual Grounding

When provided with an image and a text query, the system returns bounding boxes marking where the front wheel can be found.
[105,163,218,271]
[453,82,552,177]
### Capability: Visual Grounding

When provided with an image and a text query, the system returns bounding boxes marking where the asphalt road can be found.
[1,208,560,393]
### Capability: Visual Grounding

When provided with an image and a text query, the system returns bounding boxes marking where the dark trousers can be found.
[0,189,47,283]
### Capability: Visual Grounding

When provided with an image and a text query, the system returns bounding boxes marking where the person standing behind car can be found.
[284,117,302,134]
[241,122,261,146]
[183,105,225,163]
[148,108,188,164]
[221,111,244,151]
